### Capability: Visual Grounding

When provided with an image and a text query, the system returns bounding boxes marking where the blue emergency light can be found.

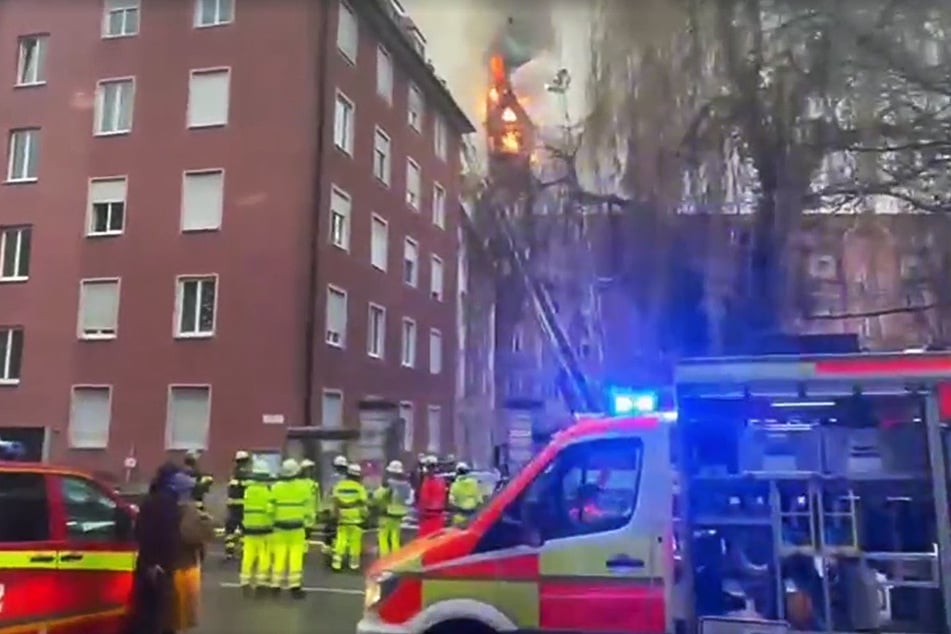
[608,389,658,415]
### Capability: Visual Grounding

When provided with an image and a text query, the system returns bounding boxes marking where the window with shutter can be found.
[187,70,230,127]
[78,280,120,339]
[401,318,416,367]
[326,287,348,347]
[406,159,421,209]
[182,171,224,231]
[88,178,127,236]
[399,402,414,451]
[322,390,343,429]
[68,387,112,449]
[166,386,211,450]
[403,239,418,287]
[370,215,388,270]
[427,406,441,452]
[430,256,444,301]
[429,329,442,374]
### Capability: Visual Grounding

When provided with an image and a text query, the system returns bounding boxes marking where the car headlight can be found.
[364,571,394,611]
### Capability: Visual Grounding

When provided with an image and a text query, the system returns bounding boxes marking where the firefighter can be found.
[183,450,214,513]
[331,462,369,571]
[417,455,447,537]
[448,461,483,526]
[321,455,350,555]
[299,458,321,538]
[269,459,310,599]
[224,450,252,560]
[239,461,274,597]
[372,460,412,557]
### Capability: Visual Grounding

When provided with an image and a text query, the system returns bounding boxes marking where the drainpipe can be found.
[303,3,333,427]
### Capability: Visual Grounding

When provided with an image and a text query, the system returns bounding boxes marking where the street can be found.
[196,544,366,634]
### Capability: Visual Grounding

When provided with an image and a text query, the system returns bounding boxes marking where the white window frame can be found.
[77,277,121,340]
[87,176,128,237]
[102,0,140,38]
[165,384,213,451]
[321,389,344,429]
[401,317,417,368]
[373,127,391,186]
[329,186,351,250]
[94,77,135,136]
[370,214,388,271]
[403,237,419,287]
[336,1,358,63]
[427,405,441,453]
[432,183,446,228]
[367,303,386,359]
[406,158,421,210]
[326,285,348,348]
[429,328,442,374]
[0,327,23,384]
[334,90,355,156]
[399,401,414,452]
[194,0,234,28]
[434,116,448,161]
[15,35,48,87]
[430,254,444,301]
[0,226,31,282]
[6,128,39,183]
[68,385,113,449]
[376,45,393,103]
[408,83,423,132]
[174,274,219,338]
[187,68,231,128]
[180,169,225,232]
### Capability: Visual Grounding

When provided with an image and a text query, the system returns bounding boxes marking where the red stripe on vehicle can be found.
[816,356,951,376]
[539,582,665,633]
[377,577,422,626]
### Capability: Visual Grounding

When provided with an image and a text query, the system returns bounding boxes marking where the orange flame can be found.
[490,55,507,84]
[501,107,517,123]
[488,86,499,103]
[500,131,521,153]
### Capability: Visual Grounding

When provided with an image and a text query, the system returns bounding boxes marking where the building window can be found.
[429,329,442,374]
[337,1,358,62]
[166,386,211,450]
[430,255,444,301]
[401,318,416,367]
[103,0,139,38]
[406,159,421,210]
[195,0,233,27]
[326,286,348,347]
[6,128,39,182]
[376,45,393,103]
[367,303,386,359]
[95,79,134,135]
[426,405,441,452]
[0,226,31,281]
[187,69,230,127]
[403,238,418,287]
[182,170,224,232]
[175,276,217,337]
[329,187,351,250]
[434,116,448,161]
[334,91,355,155]
[408,83,423,132]
[78,279,120,340]
[399,401,414,451]
[88,178,127,236]
[322,390,343,428]
[370,214,388,271]
[0,327,24,384]
[68,387,112,449]
[432,184,446,228]
[373,128,391,186]
[16,35,47,86]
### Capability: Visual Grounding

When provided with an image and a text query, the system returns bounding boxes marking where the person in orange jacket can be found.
[417,455,447,537]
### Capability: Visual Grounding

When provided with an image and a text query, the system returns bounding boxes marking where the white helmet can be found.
[456,461,470,474]
[423,454,438,466]
[347,463,362,477]
[281,458,300,478]
[332,455,348,468]
[300,458,315,469]
[386,460,404,475]
[234,450,250,461]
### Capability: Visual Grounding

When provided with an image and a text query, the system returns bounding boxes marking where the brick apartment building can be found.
[0,0,474,477]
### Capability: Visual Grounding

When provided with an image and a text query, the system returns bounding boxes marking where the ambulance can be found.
[358,351,951,634]
[0,459,137,634]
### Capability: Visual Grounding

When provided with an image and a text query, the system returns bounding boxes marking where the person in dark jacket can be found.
[125,462,182,634]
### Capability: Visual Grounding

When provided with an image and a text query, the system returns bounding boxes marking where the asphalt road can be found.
[196,544,367,634]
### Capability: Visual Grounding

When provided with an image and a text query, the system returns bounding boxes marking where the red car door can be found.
[49,474,137,634]
[0,469,60,631]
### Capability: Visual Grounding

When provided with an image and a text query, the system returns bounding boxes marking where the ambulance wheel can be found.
[424,619,497,634]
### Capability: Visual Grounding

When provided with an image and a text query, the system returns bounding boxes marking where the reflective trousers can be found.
[239,533,270,587]
[332,523,363,570]
[377,517,403,557]
[270,528,306,589]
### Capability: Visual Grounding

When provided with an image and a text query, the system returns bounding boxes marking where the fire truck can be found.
[357,350,951,634]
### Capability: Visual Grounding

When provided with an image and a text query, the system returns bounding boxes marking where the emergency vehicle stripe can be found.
[0,550,57,569]
[540,537,656,578]
[421,578,539,629]
[0,606,125,634]
[56,550,136,571]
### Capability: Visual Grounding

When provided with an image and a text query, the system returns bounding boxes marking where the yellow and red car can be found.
[0,460,137,634]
